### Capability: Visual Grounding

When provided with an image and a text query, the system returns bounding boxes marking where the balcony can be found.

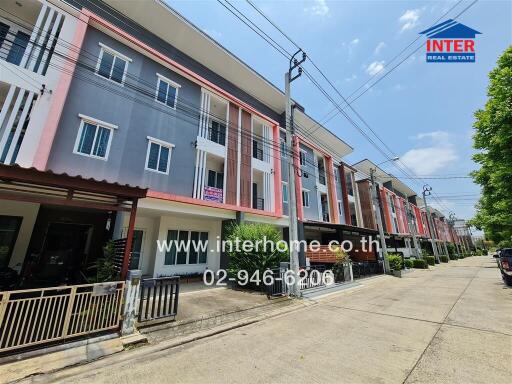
[207,121,226,146]
[252,139,263,161]
[0,1,61,75]
[318,171,326,186]
[253,197,264,210]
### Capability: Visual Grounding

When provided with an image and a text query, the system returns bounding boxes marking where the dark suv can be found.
[494,248,512,286]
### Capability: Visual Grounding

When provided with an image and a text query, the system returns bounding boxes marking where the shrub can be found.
[451,254,459,260]
[425,256,436,266]
[332,246,351,282]
[404,259,413,268]
[388,253,403,271]
[440,255,449,263]
[446,243,456,256]
[226,223,289,288]
[412,258,428,269]
[93,241,120,283]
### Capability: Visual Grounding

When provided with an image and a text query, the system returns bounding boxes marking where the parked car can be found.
[494,248,512,286]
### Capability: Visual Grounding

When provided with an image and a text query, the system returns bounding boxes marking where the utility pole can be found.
[449,213,461,258]
[422,185,440,263]
[370,167,390,273]
[285,49,306,297]
[406,200,422,258]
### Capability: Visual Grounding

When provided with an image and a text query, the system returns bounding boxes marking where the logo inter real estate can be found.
[420,19,481,63]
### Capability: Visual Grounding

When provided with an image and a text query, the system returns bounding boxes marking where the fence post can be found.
[122,270,141,335]
[62,286,77,338]
[349,262,354,282]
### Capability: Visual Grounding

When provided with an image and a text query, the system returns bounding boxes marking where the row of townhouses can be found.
[0,0,470,288]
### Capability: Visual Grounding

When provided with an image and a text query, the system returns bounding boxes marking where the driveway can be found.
[20,256,512,383]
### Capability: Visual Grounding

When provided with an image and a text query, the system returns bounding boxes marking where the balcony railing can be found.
[252,140,263,161]
[207,122,226,146]
[253,197,264,210]
[318,172,326,185]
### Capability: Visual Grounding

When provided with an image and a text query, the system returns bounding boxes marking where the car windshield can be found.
[501,249,512,257]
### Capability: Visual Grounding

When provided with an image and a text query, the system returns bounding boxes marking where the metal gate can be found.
[0,282,124,353]
[138,277,180,323]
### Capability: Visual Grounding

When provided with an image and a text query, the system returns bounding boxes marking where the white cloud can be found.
[401,130,458,175]
[374,41,386,55]
[305,0,330,16]
[350,38,360,46]
[399,9,422,32]
[415,130,450,142]
[366,61,385,76]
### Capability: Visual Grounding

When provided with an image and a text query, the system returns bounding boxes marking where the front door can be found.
[129,229,144,270]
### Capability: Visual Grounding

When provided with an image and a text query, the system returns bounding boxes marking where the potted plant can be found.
[331,246,351,282]
[388,253,403,277]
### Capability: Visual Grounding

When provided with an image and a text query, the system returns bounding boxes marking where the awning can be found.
[0,164,147,212]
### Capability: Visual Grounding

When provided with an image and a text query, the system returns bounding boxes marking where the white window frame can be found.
[164,229,209,265]
[73,114,117,161]
[145,136,175,175]
[155,73,181,110]
[95,42,132,85]
[299,149,308,167]
[302,189,310,208]
[282,182,288,204]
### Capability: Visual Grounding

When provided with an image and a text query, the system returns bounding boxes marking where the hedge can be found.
[425,256,436,266]
[388,254,403,271]
[404,259,413,268]
[440,255,449,263]
[412,259,428,269]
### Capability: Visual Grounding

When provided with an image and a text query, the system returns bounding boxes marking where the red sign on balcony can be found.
[204,186,223,203]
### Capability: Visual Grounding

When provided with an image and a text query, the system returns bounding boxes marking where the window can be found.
[302,189,310,208]
[164,230,208,265]
[345,172,354,196]
[145,136,175,174]
[208,120,226,146]
[279,131,287,158]
[74,115,116,160]
[338,201,343,215]
[282,182,288,204]
[96,43,131,84]
[156,74,180,109]
[207,170,224,189]
[0,22,9,50]
[299,149,308,167]
[6,30,29,65]
[0,215,22,268]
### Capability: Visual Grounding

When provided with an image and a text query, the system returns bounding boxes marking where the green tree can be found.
[470,46,512,244]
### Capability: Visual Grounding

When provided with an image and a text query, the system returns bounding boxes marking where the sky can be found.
[167,0,512,222]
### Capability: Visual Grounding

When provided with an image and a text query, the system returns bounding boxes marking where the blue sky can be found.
[167,0,511,221]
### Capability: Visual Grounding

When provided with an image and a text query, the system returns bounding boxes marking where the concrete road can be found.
[26,257,512,384]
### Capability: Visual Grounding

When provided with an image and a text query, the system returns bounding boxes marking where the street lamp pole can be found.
[422,185,440,263]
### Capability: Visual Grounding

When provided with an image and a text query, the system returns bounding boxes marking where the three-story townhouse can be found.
[0,0,360,282]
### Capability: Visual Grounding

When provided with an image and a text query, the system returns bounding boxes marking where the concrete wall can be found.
[65,0,281,123]
[0,200,40,273]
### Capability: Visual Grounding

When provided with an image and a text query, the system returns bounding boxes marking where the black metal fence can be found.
[351,261,384,279]
[138,277,180,323]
